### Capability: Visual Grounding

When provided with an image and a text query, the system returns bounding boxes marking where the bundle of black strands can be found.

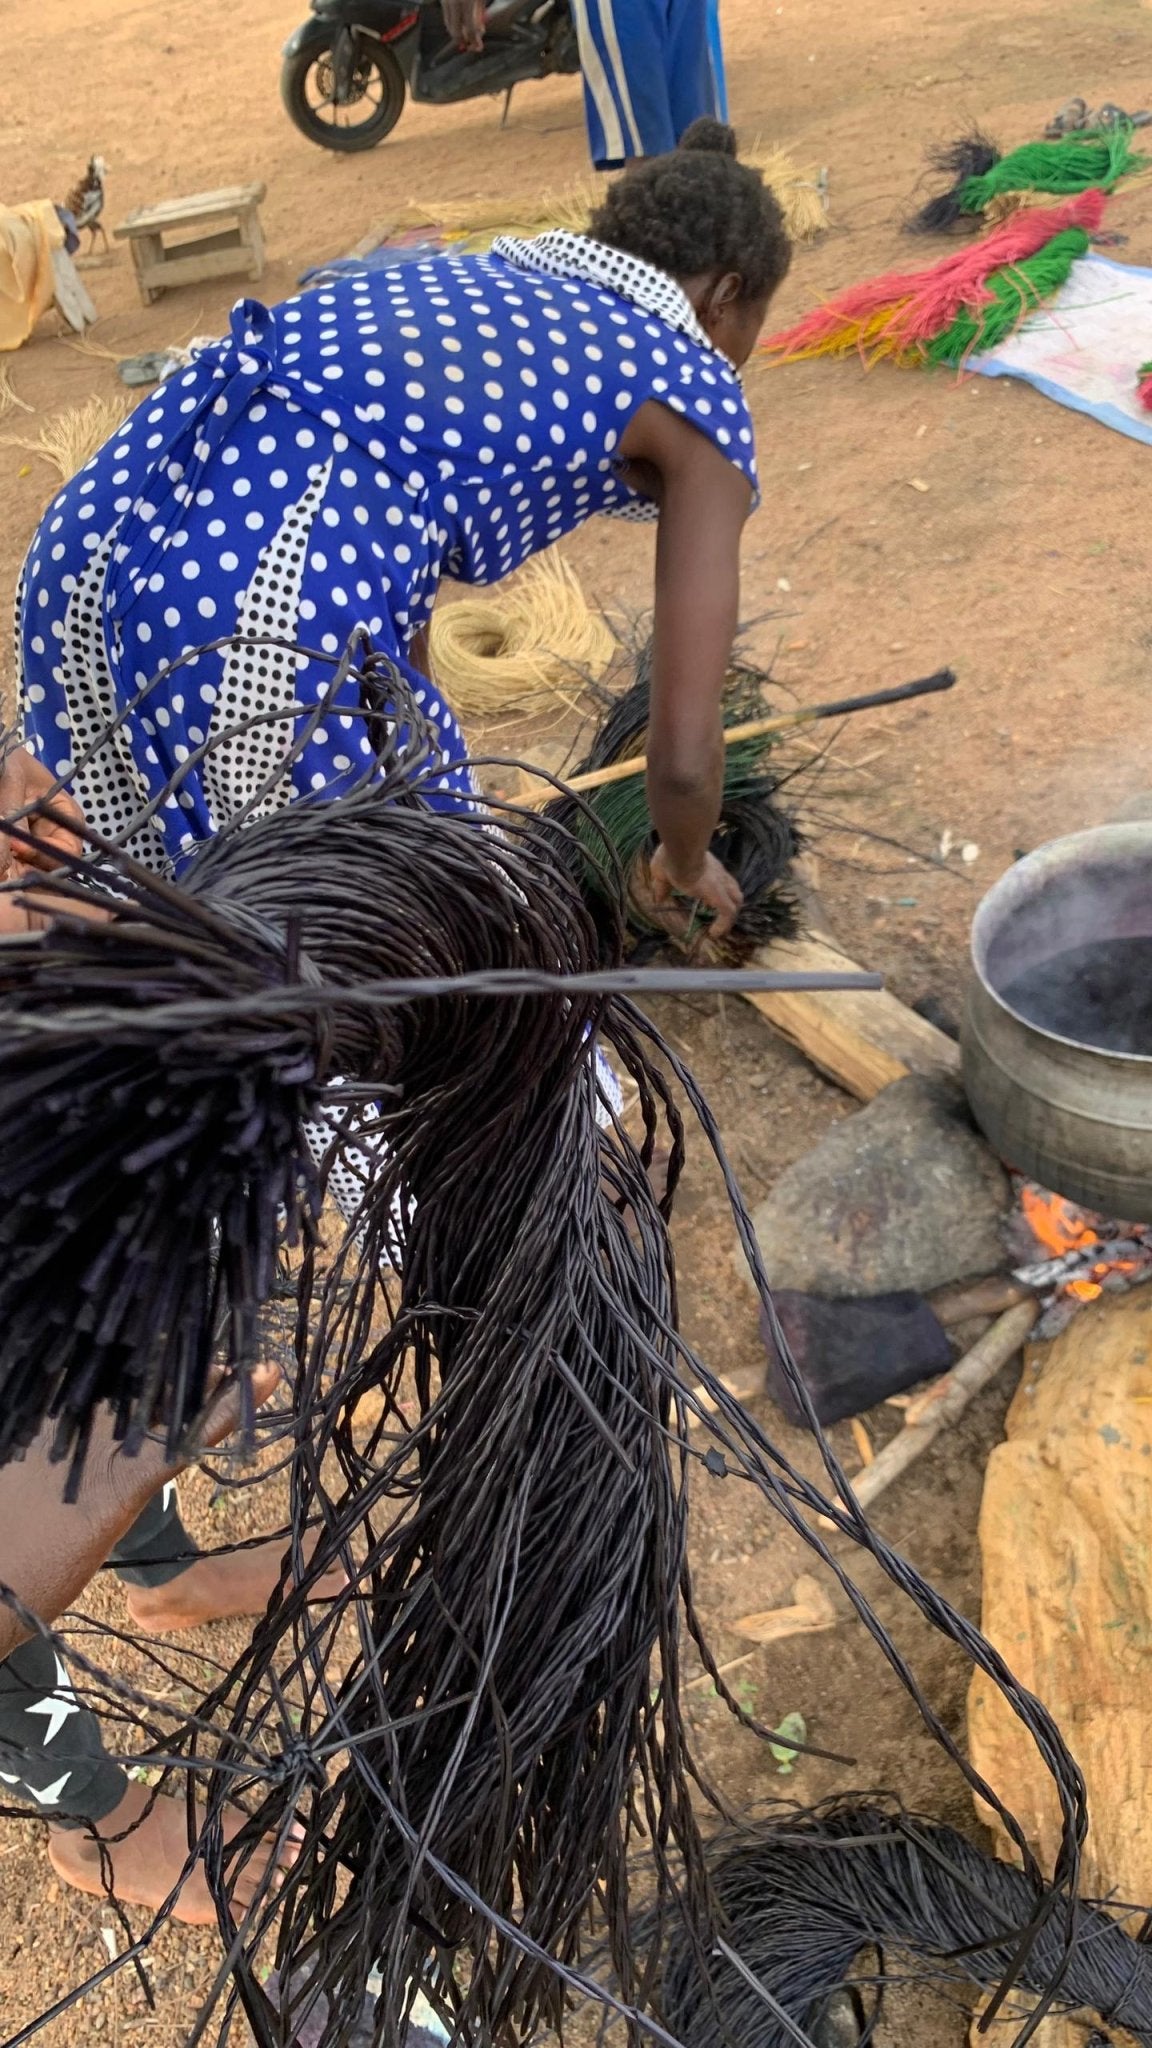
[663,1802,1152,2048]
[905,132,1002,233]
[0,638,1091,2048]
[547,640,803,960]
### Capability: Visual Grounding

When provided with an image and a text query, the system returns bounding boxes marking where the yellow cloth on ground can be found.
[0,200,64,351]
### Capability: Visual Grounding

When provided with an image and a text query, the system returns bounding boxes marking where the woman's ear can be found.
[699,271,744,332]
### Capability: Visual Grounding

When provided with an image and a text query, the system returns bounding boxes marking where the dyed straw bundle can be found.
[907,126,1144,234]
[664,1803,1152,2048]
[0,640,1090,2048]
[548,643,802,956]
[761,190,1105,368]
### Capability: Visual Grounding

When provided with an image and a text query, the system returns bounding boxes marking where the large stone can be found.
[738,1075,1010,1300]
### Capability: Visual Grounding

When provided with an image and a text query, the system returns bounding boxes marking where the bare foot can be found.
[48,1780,301,1925]
[125,1537,347,1634]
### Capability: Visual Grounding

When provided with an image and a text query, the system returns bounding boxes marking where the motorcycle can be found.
[281,0,580,153]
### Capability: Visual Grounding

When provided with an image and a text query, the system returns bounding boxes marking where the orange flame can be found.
[1066,1279,1103,1302]
[1020,1184,1099,1258]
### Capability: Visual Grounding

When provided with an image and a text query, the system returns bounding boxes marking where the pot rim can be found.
[969,822,1152,1065]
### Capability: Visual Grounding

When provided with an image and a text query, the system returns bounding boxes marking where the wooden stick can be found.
[685,1370,763,1425]
[686,1651,759,1692]
[520,669,955,808]
[828,1301,1039,1518]
[928,1275,1031,1328]
[729,1574,837,1646]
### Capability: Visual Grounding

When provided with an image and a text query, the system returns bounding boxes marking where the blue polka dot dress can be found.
[15,234,757,875]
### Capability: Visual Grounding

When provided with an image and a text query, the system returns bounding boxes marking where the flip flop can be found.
[1044,96,1088,137]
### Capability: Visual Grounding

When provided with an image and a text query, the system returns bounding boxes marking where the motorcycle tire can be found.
[281,35,407,153]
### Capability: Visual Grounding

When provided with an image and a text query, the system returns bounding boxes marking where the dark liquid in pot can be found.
[1001,937,1152,1055]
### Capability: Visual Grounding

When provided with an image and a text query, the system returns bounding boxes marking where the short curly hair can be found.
[588,119,791,303]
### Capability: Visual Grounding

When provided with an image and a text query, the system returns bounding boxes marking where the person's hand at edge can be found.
[648,843,743,940]
[441,0,486,51]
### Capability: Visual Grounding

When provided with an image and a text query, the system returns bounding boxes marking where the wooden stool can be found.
[114,184,267,307]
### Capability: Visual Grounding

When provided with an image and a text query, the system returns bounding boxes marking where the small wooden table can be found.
[114,184,266,306]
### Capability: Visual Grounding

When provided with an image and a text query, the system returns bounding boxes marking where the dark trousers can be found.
[0,1487,199,1825]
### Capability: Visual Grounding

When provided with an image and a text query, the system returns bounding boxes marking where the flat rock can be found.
[738,1075,1010,1300]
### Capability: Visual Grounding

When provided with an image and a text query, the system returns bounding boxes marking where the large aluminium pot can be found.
[961,823,1152,1222]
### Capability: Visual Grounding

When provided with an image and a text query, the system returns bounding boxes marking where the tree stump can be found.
[967,1292,1152,2046]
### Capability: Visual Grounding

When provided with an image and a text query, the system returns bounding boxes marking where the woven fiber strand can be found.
[663,1803,1152,2048]
[0,638,1090,2048]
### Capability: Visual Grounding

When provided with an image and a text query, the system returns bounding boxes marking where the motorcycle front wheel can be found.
[281,35,407,152]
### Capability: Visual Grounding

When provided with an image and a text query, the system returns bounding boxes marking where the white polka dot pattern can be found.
[203,457,333,831]
[16,244,756,875]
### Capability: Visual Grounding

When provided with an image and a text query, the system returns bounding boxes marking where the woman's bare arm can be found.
[616,400,752,934]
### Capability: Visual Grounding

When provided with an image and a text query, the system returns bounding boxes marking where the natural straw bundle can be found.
[746,140,830,240]
[0,362,32,422]
[406,139,828,245]
[429,550,614,716]
[5,393,130,483]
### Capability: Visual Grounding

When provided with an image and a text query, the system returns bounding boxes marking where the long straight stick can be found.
[522,667,956,808]
[827,1300,1039,1521]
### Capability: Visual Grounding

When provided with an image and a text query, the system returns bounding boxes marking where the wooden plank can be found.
[135,244,266,296]
[741,933,960,1101]
[969,1293,1152,1930]
[51,249,97,332]
[114,185,266,238]
[242,211,266,281]
[162,227,246,259]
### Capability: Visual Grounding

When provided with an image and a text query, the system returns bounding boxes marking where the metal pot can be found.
[962,823,1152,1221]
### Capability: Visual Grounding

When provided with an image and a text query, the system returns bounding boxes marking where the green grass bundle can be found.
[908,125,1142,234]
[920,225,1093,364]
[762,191,1102,369]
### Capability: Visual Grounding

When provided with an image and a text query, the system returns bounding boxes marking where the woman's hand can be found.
[647,844,744,940]
[0,745,85,934]
[0,744,84,871]
[442,0,486,49]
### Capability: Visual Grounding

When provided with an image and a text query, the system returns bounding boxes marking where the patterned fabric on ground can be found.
[972,253,1152,446]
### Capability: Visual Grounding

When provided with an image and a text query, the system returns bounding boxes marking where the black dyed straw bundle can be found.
[0,641,1091,2048]
[664,1803,1152,2048]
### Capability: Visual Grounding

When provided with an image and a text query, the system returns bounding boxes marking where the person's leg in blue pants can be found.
[705,0,728,120]
[572,0,724,171]
[667,0,725,140]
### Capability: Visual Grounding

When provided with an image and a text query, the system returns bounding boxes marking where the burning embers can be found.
[1008,1178,1152,1337]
